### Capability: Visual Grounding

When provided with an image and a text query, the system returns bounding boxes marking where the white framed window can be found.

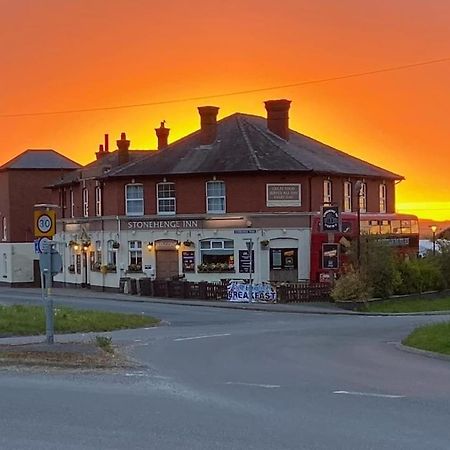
[107,240,117,268]
[344,181,352,212]
[359,182,367,213]
[82,187,89,217]
[199,239,234,272]
[379,184,387,213]
[95,240,102,263]
[323,179,332,205]
[128,241,142,269]
[157,182,176,215]
[125,184,144,216]
[95,184,102,217]
[1,217,6,241]
[70,189,75,218]
[206,181,226,213]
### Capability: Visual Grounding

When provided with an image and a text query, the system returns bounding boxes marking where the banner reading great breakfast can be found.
[227,281,277,303]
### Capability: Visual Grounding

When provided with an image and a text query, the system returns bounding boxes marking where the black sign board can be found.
[239,250,255,273]
[182,251,195,273]
[321,205,340,232]
[322,243,339,269]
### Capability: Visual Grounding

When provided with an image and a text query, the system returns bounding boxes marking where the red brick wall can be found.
[7,170,74,242]
[92,173,397,217]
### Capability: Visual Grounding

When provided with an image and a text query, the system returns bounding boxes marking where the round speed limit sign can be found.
[37,214,52,233]
[34,210,56,237]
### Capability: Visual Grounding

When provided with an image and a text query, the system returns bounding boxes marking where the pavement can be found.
[2,286,450,317]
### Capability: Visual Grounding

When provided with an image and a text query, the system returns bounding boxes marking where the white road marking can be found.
[225,382,281,389]
[124,371,147,377]
[333,390,405,399]
[174,333,231,342]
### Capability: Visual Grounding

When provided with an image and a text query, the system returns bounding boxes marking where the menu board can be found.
[182,251,195,273]
[239,250,255,273]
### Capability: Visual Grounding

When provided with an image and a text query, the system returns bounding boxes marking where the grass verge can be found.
[359,297,450,313]
[403,322,450,355]
[0,304,159,336]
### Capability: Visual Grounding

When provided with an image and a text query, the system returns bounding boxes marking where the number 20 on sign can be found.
[34,210,56,237]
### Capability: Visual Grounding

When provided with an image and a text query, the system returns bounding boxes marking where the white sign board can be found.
[227,281,277,302]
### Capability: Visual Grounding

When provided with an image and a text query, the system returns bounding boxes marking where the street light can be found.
[431,225,437,256]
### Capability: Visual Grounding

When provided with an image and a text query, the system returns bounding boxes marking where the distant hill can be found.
[418,219,450,238]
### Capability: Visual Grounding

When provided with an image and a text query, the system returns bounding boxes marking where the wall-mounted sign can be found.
[182,251,195,272]
[322,243,339,269]
[321,206,340,232]
[154,239,178,250]
[266,184,301,207]
[238,250,255,273]
[234,229,257,234]
[127,219,201,230]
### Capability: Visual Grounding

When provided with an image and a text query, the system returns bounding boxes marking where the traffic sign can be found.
[34,210,56,237]
[34,237,52,254]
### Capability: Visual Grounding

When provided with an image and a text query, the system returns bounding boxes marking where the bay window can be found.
[199,239,234,272]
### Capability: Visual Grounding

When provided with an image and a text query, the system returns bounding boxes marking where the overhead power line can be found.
[1,56,449,118]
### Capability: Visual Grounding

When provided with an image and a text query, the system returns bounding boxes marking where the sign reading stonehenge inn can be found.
[266,184,301,207]
[127,219,201,230]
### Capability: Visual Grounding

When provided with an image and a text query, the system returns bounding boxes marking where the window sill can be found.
[198,269,236,274]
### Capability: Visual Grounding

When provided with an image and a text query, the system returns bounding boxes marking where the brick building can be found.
[0,150,79,285]
[51,100,410,290]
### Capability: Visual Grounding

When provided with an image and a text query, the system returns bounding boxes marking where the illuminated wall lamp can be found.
[147,242,154,251]
[175,241,181,250]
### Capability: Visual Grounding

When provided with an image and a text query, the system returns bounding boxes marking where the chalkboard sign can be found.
[76,254,81,274]
[239,250,254,273]
[182,251,195,273]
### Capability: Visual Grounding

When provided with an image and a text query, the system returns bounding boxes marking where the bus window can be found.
[380,220,390,234]
[391,220,401,234]
[369,220,380,235]
[411,220,419,234]
[361,221,370,234]
[400,220,411,234]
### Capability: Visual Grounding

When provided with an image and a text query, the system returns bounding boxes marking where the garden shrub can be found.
[331,269,371,302]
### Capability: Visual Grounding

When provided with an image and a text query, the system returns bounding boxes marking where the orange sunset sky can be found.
[1,0,449,221]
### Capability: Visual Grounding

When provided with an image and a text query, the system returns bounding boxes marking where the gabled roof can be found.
[50,150,152,187]
[106,113,403,180]
[0,149,81,170]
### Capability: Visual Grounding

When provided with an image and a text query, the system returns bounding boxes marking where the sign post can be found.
[244,239,254,301]
[34,205,59,344]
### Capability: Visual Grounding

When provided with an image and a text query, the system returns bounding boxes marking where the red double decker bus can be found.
[310,213,420,282]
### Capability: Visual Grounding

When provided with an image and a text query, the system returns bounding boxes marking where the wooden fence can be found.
[136,279,330,303]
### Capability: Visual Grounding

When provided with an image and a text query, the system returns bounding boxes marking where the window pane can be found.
[127,185,143,199]
[207,197,225,212]
[158,183,175,198]
[207,181,225,196]
[224,240,234,249]
[158,199,175,212]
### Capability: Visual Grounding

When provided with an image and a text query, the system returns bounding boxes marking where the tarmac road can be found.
[0,287,449,449]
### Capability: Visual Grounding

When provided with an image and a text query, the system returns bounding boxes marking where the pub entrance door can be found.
[269,248,298,282]
[156,250,179,280]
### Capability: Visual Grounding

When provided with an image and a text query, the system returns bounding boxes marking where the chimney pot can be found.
[155,120,170,150]
[104,134,109,153]
[95,144,108,160]
[264,99,291,141]
[198,106,219,145]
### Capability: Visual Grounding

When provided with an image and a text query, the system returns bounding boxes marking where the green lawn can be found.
[0,304,159,336]
[403,322,450,355]
[361,297,450,313]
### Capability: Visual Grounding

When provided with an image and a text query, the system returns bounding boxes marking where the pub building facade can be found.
[51,99,402,290]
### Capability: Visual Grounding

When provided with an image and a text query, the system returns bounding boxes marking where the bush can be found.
[331,269,371,302]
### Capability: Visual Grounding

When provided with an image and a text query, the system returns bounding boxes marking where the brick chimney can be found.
[155,121,170,150]
[95,133,110,160]
[117,132,130,165]
[95,144,107,160]
[198,106,219,145]
[264,99,291,141]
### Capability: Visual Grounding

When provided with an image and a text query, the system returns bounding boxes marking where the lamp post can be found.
[431,225,437,256]
[354,181,363,268]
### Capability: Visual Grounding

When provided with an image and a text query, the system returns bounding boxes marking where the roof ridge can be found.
[236,116,262,170]
[243,117,311,170]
